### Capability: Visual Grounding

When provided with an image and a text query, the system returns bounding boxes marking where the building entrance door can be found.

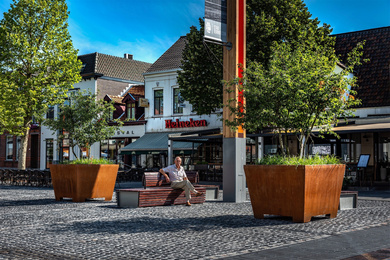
[30,135,39,168]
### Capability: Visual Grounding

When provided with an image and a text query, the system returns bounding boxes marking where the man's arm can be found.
[183,168,188,180]
[159,168,170,182]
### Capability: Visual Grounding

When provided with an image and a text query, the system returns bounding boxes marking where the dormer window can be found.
[127,103,136,120]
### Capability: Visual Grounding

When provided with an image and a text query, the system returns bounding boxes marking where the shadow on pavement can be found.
[46,212,333,235]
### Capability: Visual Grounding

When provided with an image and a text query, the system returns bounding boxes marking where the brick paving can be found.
[0,186,389,260]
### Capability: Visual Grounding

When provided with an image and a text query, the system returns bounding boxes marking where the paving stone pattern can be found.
[0,186,389,260]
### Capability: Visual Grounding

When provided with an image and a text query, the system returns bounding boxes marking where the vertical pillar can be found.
[257,137,264,160]
[223,0,246,202]
[168,139,173,165]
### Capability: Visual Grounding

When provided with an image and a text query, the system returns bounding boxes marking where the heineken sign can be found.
[165,118,207,129]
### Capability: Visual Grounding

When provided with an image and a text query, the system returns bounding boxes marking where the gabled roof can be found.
[105,95,125,104]
[105,85,145,104]
[127,85,145,96]
[334,26,390,108]
[78,53,152,82]
[145,36,187,74]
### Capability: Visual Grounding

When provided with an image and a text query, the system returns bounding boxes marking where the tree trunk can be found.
[299,135,307,159]
[278,133,285,156]
[18,127,30,170]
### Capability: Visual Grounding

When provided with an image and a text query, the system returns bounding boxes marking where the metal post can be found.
[168,139,173,165]
[222,0,247,202]
[257,136,264,160]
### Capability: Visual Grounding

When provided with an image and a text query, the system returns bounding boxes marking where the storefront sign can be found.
[165,118,207,129]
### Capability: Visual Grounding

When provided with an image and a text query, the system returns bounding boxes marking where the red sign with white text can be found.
[165,118,207,129]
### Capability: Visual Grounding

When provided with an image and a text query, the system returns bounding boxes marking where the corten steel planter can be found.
[244,164,345,223]
[50,164,119,202]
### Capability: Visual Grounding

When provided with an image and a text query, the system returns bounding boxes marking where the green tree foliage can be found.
[44,90,123,160]
[226,37,365,158]
[178,0,334,115]
[0,0,81,169]
[246,0,334,67]
[177,19,223,115]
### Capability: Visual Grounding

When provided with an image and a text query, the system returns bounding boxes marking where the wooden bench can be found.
[143,171,220,200]
[116,171,208,208]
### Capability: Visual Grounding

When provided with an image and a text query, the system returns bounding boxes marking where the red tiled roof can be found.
[127,85,145,96]
[334,27,390,108]
[107,95,124,104]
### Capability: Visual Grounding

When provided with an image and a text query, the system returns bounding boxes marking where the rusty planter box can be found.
[50,164,119,202]
[244,164,345,223]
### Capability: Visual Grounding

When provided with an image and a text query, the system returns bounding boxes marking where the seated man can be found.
[159,156,203,206]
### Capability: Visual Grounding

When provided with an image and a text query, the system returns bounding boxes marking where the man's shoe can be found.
[186,201,191,206]
[195,192,203,197]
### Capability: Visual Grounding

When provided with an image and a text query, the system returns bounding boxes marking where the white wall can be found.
[40,79,98,169]
[144,71,223,133]
[353,107,390,118]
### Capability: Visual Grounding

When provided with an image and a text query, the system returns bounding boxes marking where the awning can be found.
[248,122,390,137]
[169,128,222,143]
[332,122,390,134]
[120,132,200,155]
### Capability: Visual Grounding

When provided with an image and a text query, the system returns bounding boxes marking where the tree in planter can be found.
[44,90,123,161]
[0,0,81,169]
[225,34,365,158]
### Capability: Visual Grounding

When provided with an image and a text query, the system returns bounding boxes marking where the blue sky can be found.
[0,0,389,63]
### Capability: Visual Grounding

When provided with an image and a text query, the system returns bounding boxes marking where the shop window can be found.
[310,144,331,156]
[100,138,126,164]
[246,137,257,164]
[6,136,13,160]
[100,140,109,159]
[154,89,163,115]
[127,103,136,120]
[173,88,183,114]
[59,131,70,162]
[340,134,361,163]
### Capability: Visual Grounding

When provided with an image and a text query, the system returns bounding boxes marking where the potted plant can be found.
[44,90,123,202]
[225,35,365,222]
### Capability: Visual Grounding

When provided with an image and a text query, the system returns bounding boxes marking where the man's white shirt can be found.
[162,165,187,182]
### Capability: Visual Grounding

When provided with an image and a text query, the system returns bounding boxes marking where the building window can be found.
[46,106,54,119]
[46,139,53,169]
[173,88,183,114]
[154,89,163,115]
[6,136,13,160]
[16,137,21,161]
[127,103,136,120]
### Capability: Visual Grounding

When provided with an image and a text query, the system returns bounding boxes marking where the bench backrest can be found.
[143,171,199,188]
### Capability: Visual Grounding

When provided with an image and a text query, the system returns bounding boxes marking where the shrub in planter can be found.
[45,91,123,202]
[225,31,365,222]
[244,156,344,223]
[50,162,119,202]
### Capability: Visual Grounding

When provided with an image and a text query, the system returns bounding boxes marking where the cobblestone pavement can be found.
[0,186,389,260]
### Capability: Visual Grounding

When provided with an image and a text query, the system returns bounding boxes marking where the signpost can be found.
[204,0,227,43]
[205,0,247,202]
